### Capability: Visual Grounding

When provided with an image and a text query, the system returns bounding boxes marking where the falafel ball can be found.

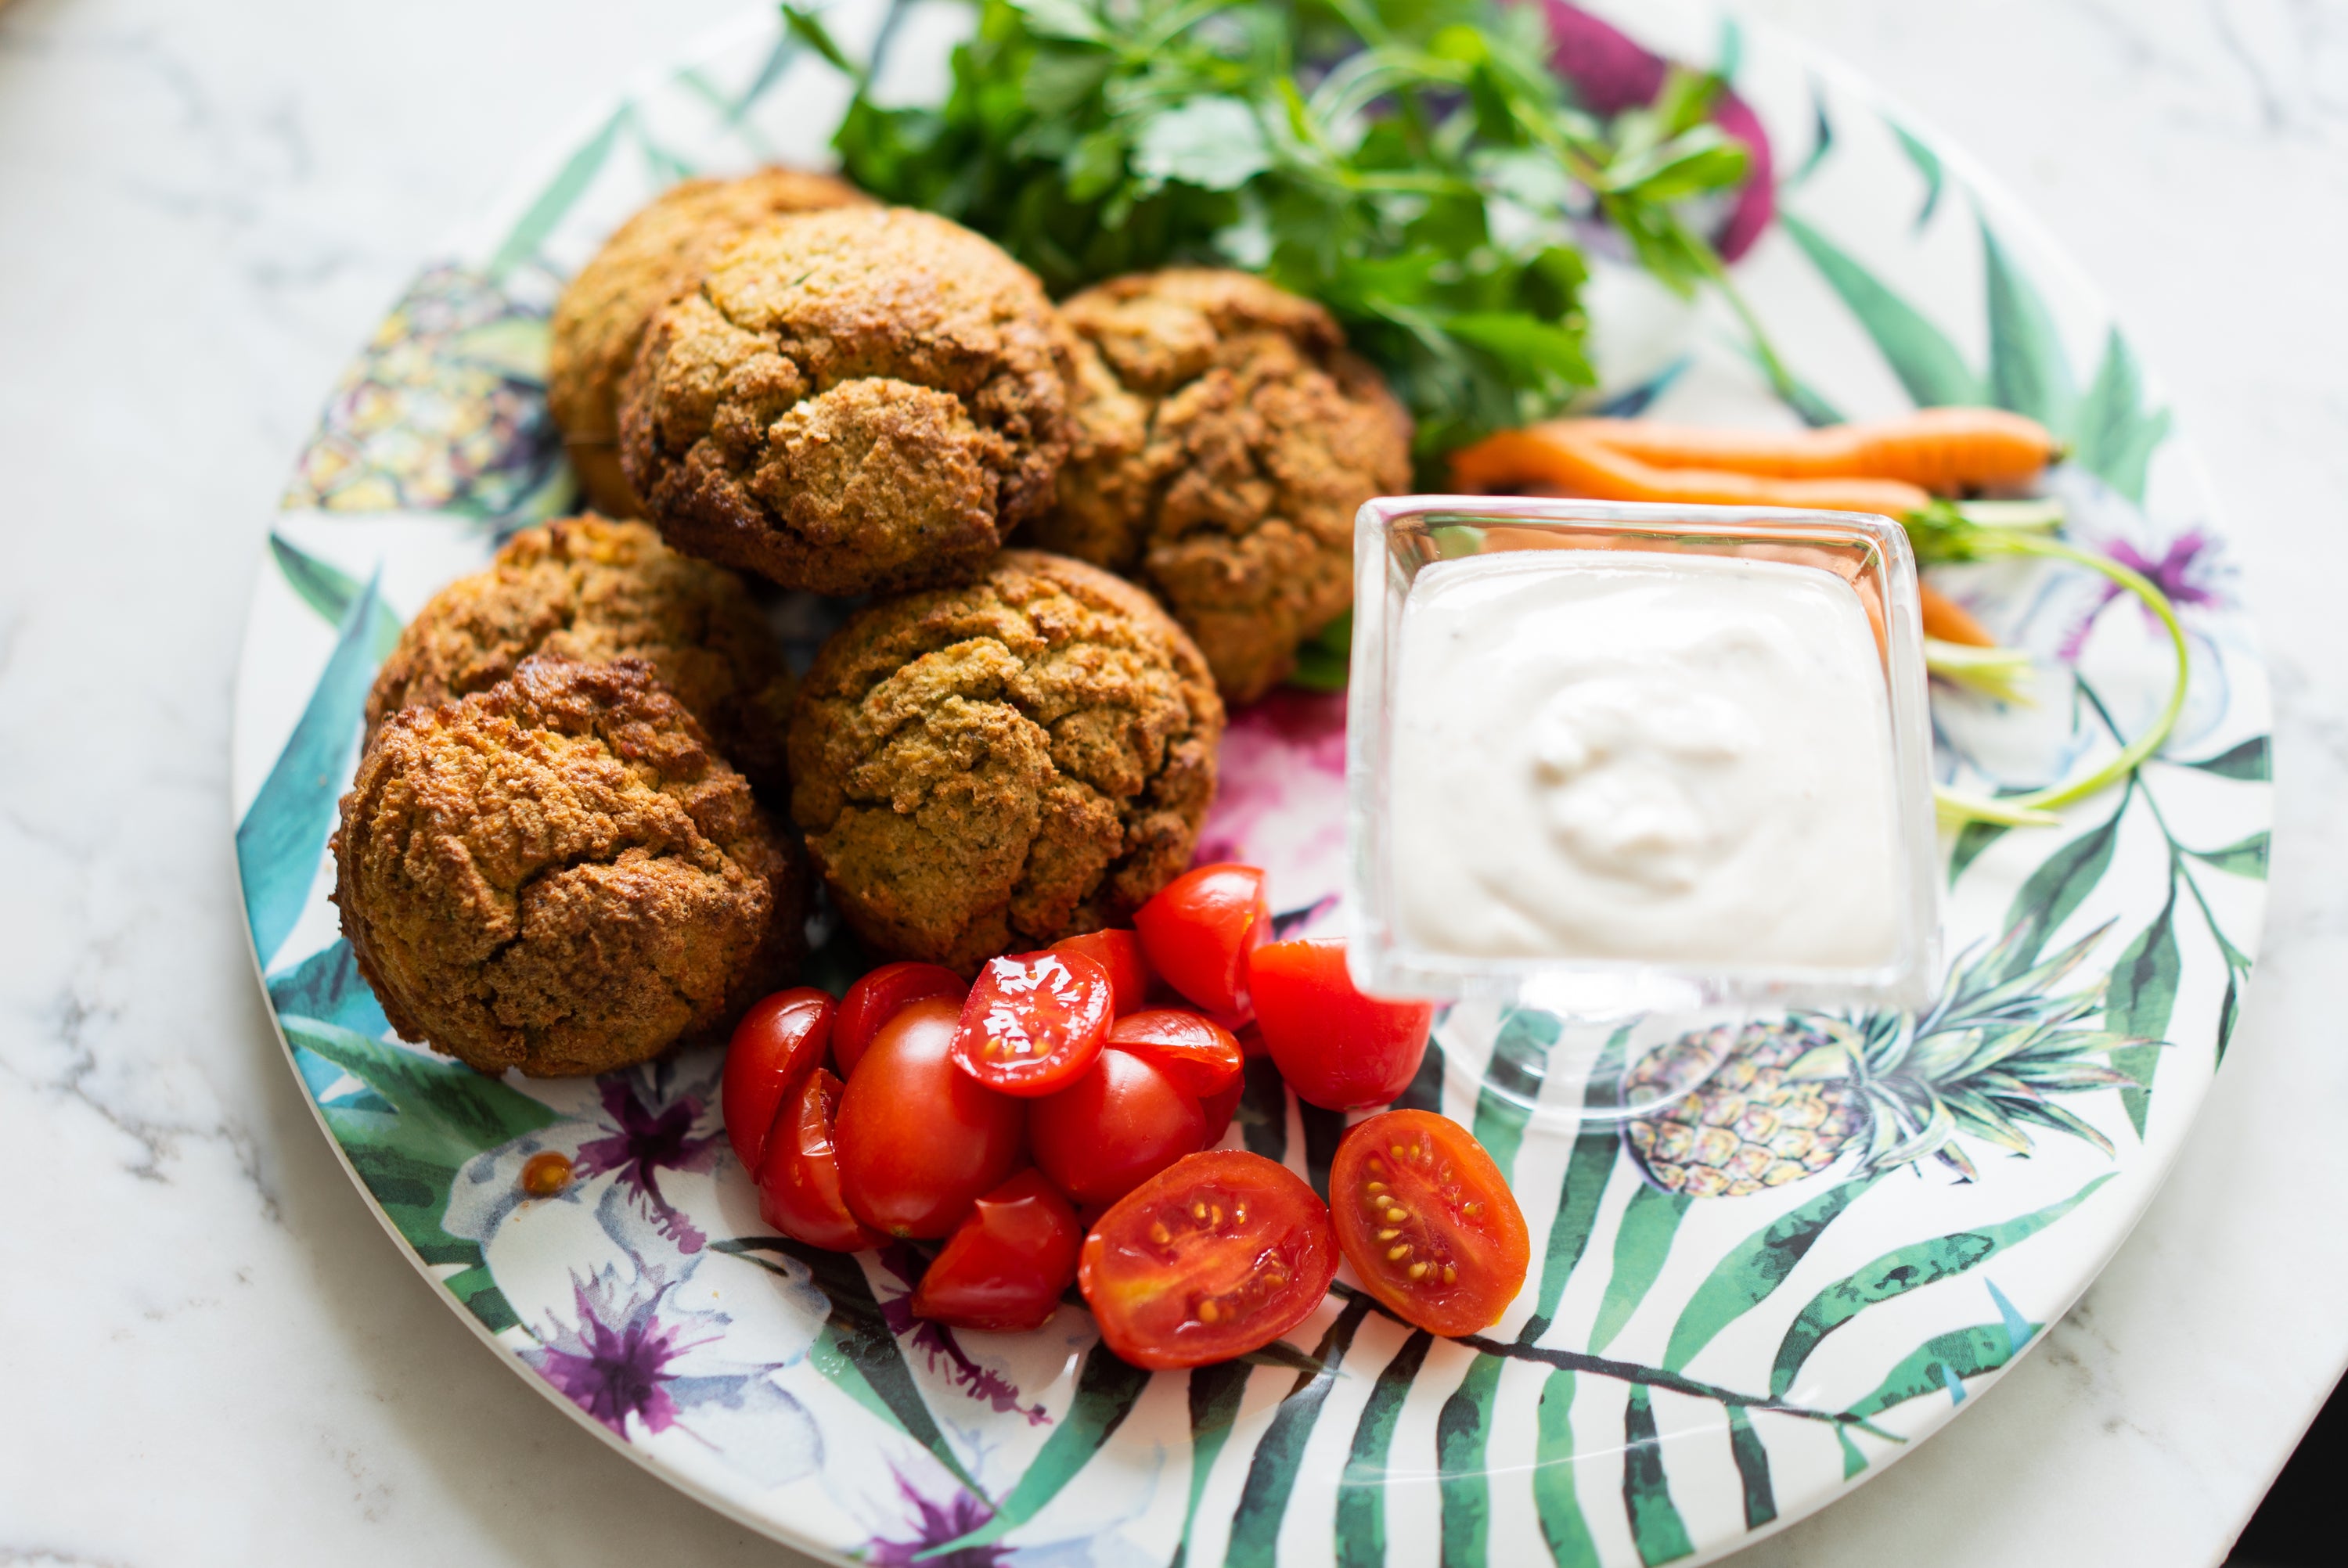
[789,550,1223,972]
[548,169,871,516]
[333,655,805,1077]
[363,516,796,794]
[618,207,1075,598]
[1028,268,1413,704]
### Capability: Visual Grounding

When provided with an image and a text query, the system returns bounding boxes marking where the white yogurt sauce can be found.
[1388,548,1900,969]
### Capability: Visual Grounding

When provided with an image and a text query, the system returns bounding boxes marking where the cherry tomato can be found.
[1079,1150,1339,1370]
[757,1069,883,1253]
[1029,1048,1206,1207]
[1107,1009,1244,1095]
[1235,1023,1269,1059]
[835,962,966,1078]
[909,1170,1082,1332]
[1199,1077,1244,1147]
[722,988,836,1172]
[1133,865,1269,1020]
[951,951,1114,1098]
[1250,939,1435,1110]
[1329,1110,1529,1337]
[1050,930,1153,1016]
[836,996,1026,1239]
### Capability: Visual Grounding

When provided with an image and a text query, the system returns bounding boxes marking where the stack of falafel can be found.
[333,171,1412,1080]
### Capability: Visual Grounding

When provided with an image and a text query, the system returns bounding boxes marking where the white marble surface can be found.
[0,0,2341,1563]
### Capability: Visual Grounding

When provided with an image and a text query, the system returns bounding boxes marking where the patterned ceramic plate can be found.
[232,3,2271,1564]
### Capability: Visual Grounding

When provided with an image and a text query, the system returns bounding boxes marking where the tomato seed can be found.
[1442,1266,1457,1283]
[1377,1227,1399,1240]
[1384,1207,1407,1222]
[1409,1262,1428,1279]
[1151,1222,1172,1245]
[1365,1181,1386,1194]
[1386,1243,1410,1261]
[1197,1299,1221,1324]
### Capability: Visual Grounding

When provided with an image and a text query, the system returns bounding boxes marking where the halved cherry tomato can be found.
[835,962,966,1078]
[722,987,836,1171]
[1107,1009,1244,1095]
[836,996,1025,1239]
[1329,1110,1529,1337]
[909,1170,1082,1332]
[1250,939,1435,1110]
[951,951,1114,1097]
[1050,930,1152,1016]
[1029,1048,1206,1207]
[1199,1076,1244,1147]
[1133,865,1269,1020]
[1079,1150,1339,1370]
[756,1069,883,1253]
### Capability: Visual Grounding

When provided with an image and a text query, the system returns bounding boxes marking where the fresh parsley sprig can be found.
[790,0,1756,466]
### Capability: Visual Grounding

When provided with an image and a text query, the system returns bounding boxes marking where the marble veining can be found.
[2,0,2343,1564]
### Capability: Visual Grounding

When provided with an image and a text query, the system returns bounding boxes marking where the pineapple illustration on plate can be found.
[1623,920,2147,1197]
[283,264,571,521]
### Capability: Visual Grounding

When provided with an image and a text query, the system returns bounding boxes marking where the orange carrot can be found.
[1919,582,1997,647]
[1546,408,2056,494]
[1448,427,1933,516]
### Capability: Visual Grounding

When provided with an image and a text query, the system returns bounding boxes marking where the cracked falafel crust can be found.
[788,550,1223,973]
[618,207,1075,598]
[547,168,871,516]
[333,656,806,1077]
[1029,268,1413,704]
[362,516,796,793]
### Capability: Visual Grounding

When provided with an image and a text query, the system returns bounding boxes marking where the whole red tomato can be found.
[1329,1110,1529,1336]
[757,1069,882,1253]
[1028,1048,1205,1207]
[1133,865,1269,1020]
[1079,1150,1339,1369]
[834,996,1025,1239]
[909,1170,1082,1332]
[722,988,836,1172]
[834,962,966,1078]
[1250,939,1434,1110]
[1049,930,1153,1016]
[950,950,1114,1097]
[1107,1009,1244,1095]
[1199,1076,1244,1147]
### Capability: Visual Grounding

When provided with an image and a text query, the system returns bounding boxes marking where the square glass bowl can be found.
[1345,495,1941,1016]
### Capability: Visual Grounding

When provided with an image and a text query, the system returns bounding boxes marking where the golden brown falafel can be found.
[1028,268,1413,703]
[788,550,1223,973]
[333,655,805,1077]
[548,169,871,516]
[363,516,795,793]
[618,207,1075,598]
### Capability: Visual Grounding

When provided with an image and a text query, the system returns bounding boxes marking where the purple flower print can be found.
[873,1246,1050,1425]
[573,1073,724,1253]
[533,1269,715,1437]
[865,1473,1007,1568]
[2057,530,2226,662]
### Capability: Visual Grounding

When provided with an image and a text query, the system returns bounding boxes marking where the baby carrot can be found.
[1448,426,1933,516]
[1545,408,2056,494]
[1918,581,1997,647]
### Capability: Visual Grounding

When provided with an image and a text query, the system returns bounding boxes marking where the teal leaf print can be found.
[1300,1100,1348,1200]
[2184,735,2271,781]
[2105,883,2181,1138]
[1891,122,1943,229]
[1948,818,2008,887]
[1534,1032,1630,1325]
[1662,1178,1877,1374]
[2069,328,2172,503]
[1223,1296,1375,1568]
[1835,1424,1868,1479]
[1286,610,1352,692]
[267,939,390,1039]
[1335,1329,1434,1568]
[1980,220,2075,426]
[1472,1008,1558,1178]
[1533,1371,1601,1567]
[488,102,632,281]
[1172,1362,1255,1568]
[927,1341,1151,1554]
[1238,1056,1289,1163]
[1996,801,2123,979]
[1589,1186,1691,1355]
[1395,1038,1448,1113]
[1723,1405,1776,1528]
[716,1237,991,1504]
[1438,1355,1505,1568]
[1768,1174,2112,1398]
[236,566,401,968]
[2188,832,2270,879]
[1841,1316,2041,1420]
[1621,1385,1694,1566]
[1779,213,1984,407]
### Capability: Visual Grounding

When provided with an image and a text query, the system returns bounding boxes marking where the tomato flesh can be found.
[835,962,966,1079]
[1329,1110,1529,1337]
[1079,1151,1338,1369]
[1050,930,1153,1016]
[1029,1048,1206,1207]
[835,996,1026,1239]
[951,951,1114,1097]
[722,987,836,1172]
[1250,939,1434,1110]
[1133,865,1269,1020]
[1107,1009,1244,1095]
[909,1170,1082,1332]
[756,1069,882,1252]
